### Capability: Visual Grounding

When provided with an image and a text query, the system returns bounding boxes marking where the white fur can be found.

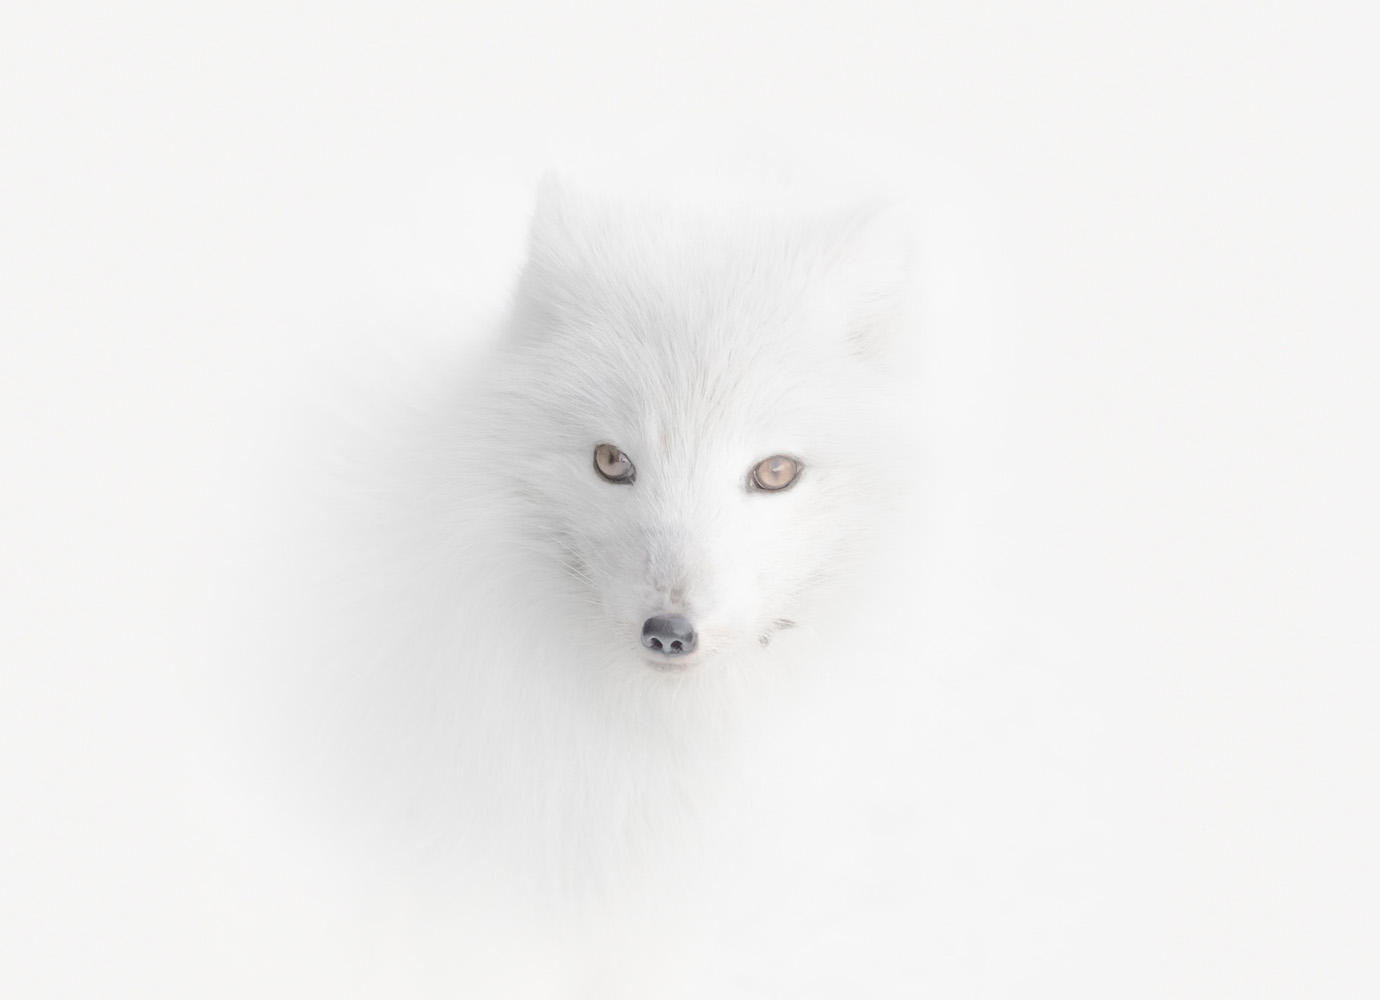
[277,179,920,993]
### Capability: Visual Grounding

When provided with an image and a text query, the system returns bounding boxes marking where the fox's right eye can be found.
[593,443,636,484]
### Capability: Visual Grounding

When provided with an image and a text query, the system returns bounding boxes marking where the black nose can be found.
[641,614,697,656]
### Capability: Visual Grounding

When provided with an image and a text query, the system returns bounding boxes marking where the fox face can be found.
[483,181,911,672]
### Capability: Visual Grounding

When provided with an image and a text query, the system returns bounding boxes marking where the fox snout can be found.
[640,614,698,657]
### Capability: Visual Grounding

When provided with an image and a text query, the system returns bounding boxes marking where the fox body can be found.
[295,179,919,990]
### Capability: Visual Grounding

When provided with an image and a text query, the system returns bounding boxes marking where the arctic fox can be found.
[289,177,919,993]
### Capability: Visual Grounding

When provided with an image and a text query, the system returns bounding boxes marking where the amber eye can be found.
[593,443,636,484]
[750,455,801,492]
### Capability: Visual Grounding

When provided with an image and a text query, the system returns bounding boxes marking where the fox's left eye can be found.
[593,443,636,484]
[750,455,802,492]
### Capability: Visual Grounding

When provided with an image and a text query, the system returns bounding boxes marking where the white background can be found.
[2,2,1377,997]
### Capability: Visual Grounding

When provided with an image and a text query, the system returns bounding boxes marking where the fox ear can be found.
[524,172,576,269]
[824,202,916,359]
[520,173,616,285]
[514,173,595,326]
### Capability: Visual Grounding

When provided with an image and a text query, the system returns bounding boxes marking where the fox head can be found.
[476,179,913,674]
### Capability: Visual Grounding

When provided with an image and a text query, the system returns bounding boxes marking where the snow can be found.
[2,2,1377,996]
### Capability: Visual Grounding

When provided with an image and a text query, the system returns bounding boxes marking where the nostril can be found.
[640,614,698,656]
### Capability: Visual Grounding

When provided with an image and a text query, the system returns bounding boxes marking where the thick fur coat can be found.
[282,179,921,995]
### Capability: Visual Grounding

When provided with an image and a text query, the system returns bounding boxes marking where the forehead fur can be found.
[501,180,911,446]
[522,182,905,340]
